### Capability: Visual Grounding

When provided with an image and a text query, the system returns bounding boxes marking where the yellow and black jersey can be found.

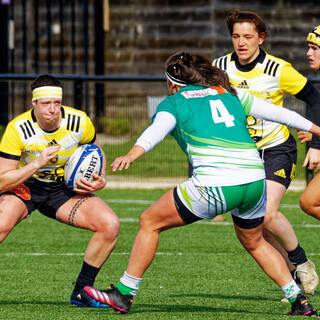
[0,106,96,182]
[213,50,307,149]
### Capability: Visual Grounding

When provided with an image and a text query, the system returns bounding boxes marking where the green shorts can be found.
[174,178,266,227]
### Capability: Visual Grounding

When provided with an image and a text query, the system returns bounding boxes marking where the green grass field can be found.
[1,188,319,319]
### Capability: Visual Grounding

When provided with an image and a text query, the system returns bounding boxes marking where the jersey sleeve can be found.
[237,88,312,132]
[80,114,96,144]
[279,63,307,95]
[235,88,255,115]
[0,122,23,159]
[153,95,178,120]
[135,112,176,152]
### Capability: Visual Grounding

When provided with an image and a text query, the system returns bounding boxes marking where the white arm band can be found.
[135,112,177,153]
[250,97,313,132]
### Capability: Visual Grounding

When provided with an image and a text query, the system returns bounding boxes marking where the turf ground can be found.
[1,188,320,319]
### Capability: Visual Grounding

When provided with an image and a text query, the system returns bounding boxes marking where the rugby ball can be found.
[64,144,103,189]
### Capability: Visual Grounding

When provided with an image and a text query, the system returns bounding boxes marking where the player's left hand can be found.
[303,148,320,173]
[73,174,106,194]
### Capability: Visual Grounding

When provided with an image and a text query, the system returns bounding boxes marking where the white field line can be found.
[105,199,300,208]
[106,199,154,204]
[2,201,319,257]
[0,252,184,257]
[2,251,320,257]
[2,250,320,257]
[105,200,320,228]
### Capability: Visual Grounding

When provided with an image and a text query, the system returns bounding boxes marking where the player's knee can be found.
[263,208,282,227]
[263,212,275,228]
[139,211,156,231]
[300,194,318,217]
[241,233,263,252]
[300,192,312,212]
[97,212,120,240]
[0,222,12,243]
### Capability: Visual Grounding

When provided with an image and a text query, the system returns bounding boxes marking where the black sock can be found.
[73,261,100,293]
[287,244,308,266]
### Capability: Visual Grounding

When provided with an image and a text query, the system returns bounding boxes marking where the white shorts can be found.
[174,178,266,223]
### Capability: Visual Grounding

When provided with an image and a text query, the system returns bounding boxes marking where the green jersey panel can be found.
[155,85,265,187]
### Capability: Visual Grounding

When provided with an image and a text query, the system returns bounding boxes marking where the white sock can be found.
[281,280,301,302]
[119,271,142,296]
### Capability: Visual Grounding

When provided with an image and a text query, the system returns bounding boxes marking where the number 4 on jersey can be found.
[210,100,235,127]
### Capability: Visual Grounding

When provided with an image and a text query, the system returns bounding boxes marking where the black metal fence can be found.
[0,0,105,124]
[0,73,166,122]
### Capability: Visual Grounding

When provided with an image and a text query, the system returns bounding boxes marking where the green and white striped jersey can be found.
[155,85,265,187]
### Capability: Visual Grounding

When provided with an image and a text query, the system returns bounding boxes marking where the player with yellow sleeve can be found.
[0,74,119,308]
[213,9,320,298]
[0,105,96,183]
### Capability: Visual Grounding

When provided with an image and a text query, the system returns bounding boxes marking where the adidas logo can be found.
[47,139,59,163]
[47,139,59,147]
[274,169,286,178]
[238,80,249,89]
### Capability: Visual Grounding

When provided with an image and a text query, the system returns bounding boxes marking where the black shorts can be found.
[259,134,297,189]
[3,177,77,219]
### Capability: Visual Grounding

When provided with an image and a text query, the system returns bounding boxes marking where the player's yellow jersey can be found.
[0,106,96,182]
[213,50,307,149]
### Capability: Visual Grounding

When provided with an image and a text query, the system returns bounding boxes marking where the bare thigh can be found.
[0,194,29,242]
[56,194,119,232]
[265,179,286,217]
[139,189,185,232]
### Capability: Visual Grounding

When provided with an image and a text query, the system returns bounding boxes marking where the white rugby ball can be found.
[64,144,103,189]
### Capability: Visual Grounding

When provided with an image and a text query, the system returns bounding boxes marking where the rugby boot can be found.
[84,284,133,314]
[70,288,110,308]
[287,293,317,316]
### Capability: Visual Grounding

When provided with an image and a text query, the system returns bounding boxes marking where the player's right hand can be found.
[35,145,61,169]
[297,130,312,144]
[303,147,320,173]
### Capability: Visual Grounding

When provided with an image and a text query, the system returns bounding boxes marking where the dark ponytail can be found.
[165,52,237,95]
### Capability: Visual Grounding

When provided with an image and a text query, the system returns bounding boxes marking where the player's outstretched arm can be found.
[111,112,176,172]
[111,145,146,172]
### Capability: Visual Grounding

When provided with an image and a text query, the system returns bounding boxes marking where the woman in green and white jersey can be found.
[84,52,319,316]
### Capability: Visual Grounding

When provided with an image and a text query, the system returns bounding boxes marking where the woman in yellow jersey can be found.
[213,10,320,297]
[300,26,320,219]
[0,74,119,308]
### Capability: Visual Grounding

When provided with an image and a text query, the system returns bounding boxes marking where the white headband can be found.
[165,71,188,87]
[32,86,63,101]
